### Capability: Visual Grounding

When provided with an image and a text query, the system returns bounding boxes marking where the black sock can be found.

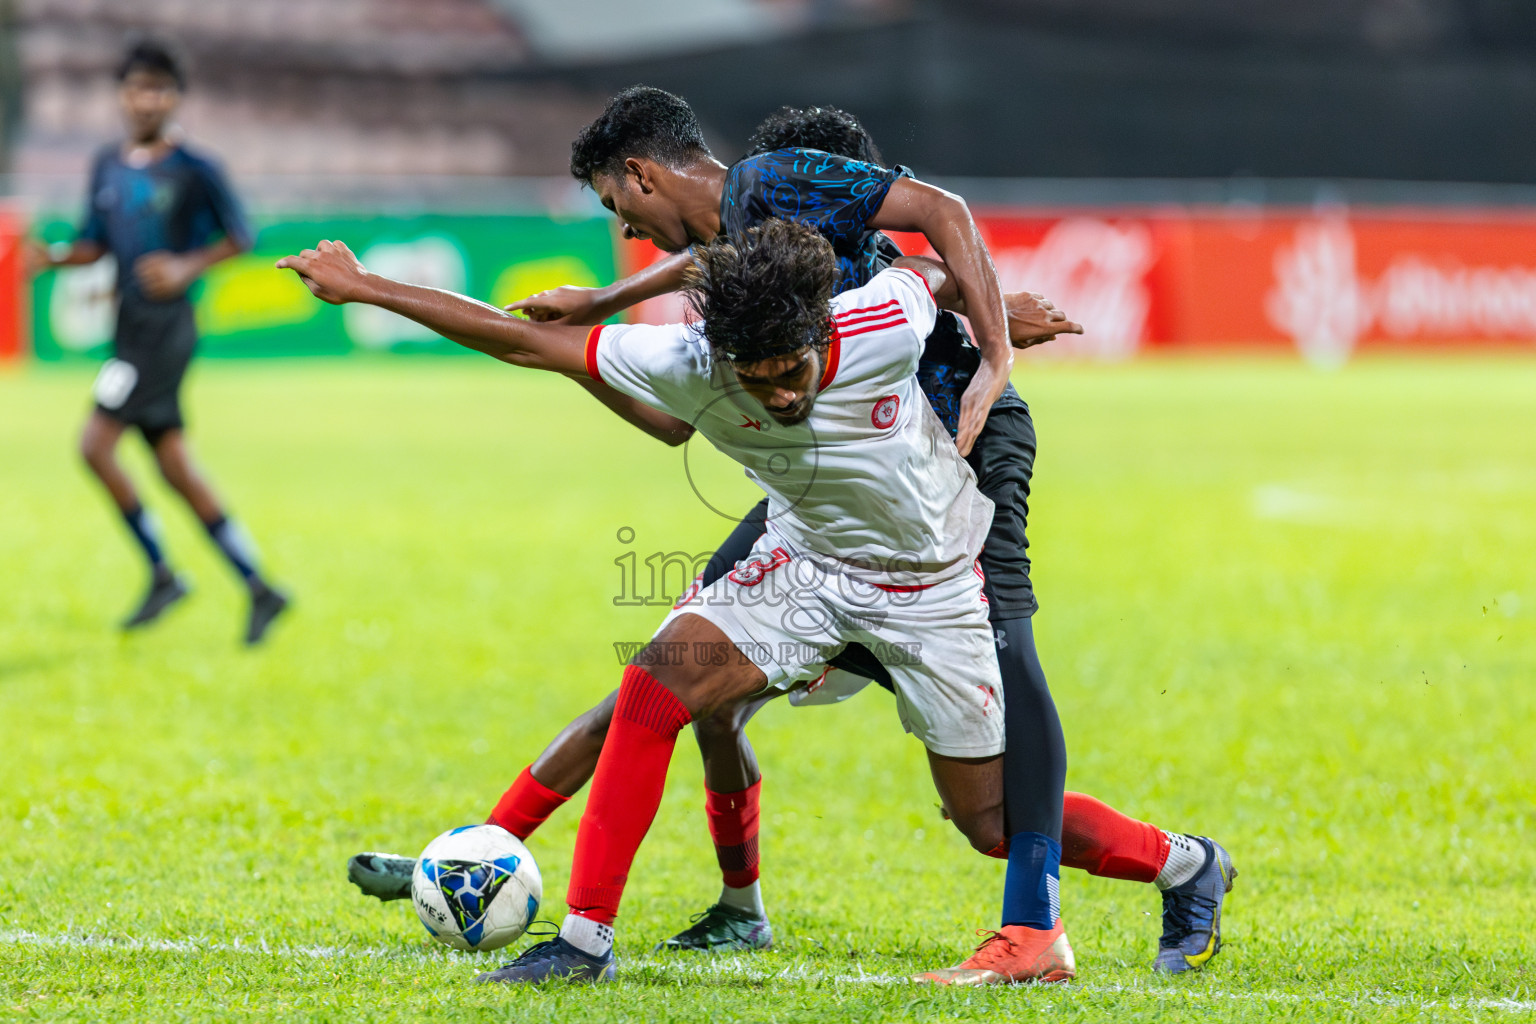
[204,515,262,586]
[994,617,1067,841]
[122,505,169,574]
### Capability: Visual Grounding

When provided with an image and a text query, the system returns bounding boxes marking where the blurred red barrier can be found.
[0,209,26,360]
[622,209,1536,363]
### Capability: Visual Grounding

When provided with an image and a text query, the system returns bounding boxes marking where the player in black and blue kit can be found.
[31,39,288,644]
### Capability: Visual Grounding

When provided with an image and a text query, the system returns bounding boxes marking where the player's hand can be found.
[504,285,603,325]
[275,240,370,305]
[953,357,1008,457]
[134,251,200,301]
[1005,291,1082,349]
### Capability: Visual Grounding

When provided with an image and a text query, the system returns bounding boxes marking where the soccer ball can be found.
[411,824,542,953]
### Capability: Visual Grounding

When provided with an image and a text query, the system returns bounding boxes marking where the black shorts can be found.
[93,296,197,445]
[699,402,1039,623]
[965,402,1038,620]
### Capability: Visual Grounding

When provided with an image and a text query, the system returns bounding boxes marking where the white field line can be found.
[2,929,1533,1014]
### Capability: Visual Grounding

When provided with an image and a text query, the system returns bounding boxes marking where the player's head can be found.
[686,219,836,426]
[746,105,883,166]
[570,85,713,253]
[116,38,184,142]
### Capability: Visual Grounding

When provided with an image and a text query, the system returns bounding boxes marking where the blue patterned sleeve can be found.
[721,149,900,245]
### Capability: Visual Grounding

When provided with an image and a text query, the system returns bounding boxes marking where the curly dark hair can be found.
[686,220,836,364]
[570,85,712,185]
[117,38,186,89]
[746,105,882,165]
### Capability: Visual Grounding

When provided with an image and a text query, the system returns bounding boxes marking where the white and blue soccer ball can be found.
[411,824,542,953]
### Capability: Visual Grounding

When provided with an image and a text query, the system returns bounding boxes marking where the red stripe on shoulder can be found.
[836,307,907,329]
[834,298,900,322]
[839,315,909,339]
[584,324,604,382]
[820,318,842,391]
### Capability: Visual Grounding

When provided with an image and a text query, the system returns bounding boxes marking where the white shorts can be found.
[660,533,1005,758]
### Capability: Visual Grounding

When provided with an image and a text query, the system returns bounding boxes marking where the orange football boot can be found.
[912,921,1076,986]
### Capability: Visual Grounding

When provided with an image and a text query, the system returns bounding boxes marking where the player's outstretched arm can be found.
[894,256,1082,350]
[506,251,693,326]
[571,377,695,446]
[944,288,1085,349]
[276,240,589,375]
[870,179,1011,456]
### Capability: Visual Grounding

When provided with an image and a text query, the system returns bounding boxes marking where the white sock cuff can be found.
[718,881,765,918]
[1156,832,1207,890]
[560,913,615,957]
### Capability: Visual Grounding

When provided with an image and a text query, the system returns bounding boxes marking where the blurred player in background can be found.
[27,39,289,644]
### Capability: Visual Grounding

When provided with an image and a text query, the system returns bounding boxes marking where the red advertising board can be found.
[0,209,26,360]
[620,208,1536,363]
[1168,211,1536,361]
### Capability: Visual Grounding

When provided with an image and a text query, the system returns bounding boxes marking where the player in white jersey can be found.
[276,220,1075,985]
[592,245,1001,756]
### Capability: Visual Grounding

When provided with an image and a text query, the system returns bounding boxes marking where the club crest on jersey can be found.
[871,394,900,429]
[728,547,791,587]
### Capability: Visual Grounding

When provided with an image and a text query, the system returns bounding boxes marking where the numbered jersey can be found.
[586,267,994,587]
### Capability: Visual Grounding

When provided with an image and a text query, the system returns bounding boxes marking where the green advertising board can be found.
[29,213,619,360]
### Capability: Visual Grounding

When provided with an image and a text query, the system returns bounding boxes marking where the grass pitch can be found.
[1,355,1533,1022]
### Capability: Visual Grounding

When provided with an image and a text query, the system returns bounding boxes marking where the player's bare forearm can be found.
[186,235,247,274]
[944,289,1085,348]
[363,278,589,373]
[509,251,692,325]
[871,180,1011,454]
[276,240,590,375]
[892,255,961,307]
[893,256,1082,351]
[595,252,692,317]
[135,237,249,300]
[32,239,106,272]
[573,377,695,446]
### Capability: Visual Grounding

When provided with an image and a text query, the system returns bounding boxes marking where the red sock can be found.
[705,780,761,888]
[486,766,569,840]
[1060,791,1170,883]
[565,666,692,925]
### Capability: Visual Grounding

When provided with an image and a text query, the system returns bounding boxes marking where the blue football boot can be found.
[475,936,616,984]
[1154,836,1237,973]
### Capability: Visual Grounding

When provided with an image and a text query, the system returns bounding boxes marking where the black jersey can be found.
[78,143,252,301]
[720,148,900,292]
[719,148,1025,436]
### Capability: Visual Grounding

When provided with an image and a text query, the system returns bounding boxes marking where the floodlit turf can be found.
[2,355,1533,1022]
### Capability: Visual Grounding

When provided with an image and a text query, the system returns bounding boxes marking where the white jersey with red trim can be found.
[588,266,994,586]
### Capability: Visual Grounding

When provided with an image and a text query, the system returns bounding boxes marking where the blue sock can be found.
[1001,831,1062,929]
[204,515,260,583]
[122,505,167,569]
